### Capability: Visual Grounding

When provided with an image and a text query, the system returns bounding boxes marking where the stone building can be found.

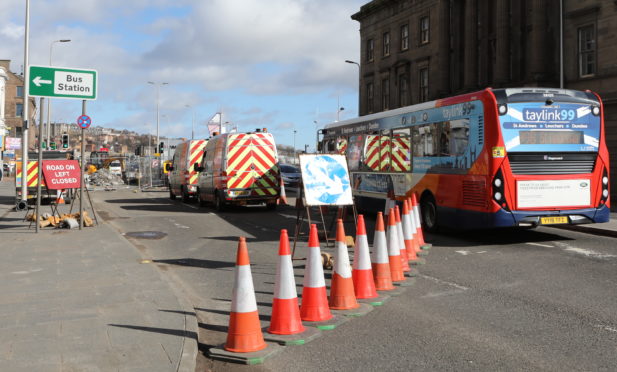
[351,0,617,207]
[0,60,37,149]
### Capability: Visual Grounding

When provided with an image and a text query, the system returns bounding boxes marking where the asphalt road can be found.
[92,187,617,371]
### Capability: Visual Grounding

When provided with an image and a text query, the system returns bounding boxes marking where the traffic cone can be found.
[402,199,420,262]
[386,208,405,282]
[394,206,411,272]
[371,212,395,291]
[278,179,288,205]
[329,219,359,310]
[412,193,431,249]
[224,237,267,353]
[56,189,65,204]
[352,215,378,299]
[268,229,305,335]
[300,224,333,322]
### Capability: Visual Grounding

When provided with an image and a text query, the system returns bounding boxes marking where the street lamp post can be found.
[47,39,71,146]
[293,129,297,164]
[185,104,195,140]
[147,81,168,154]
[345,60,360,116]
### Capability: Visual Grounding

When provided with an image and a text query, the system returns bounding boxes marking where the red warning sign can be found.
[41,160,81,190]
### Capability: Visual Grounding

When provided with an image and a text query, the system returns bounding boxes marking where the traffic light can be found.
[159,142,165,154]
[62,134,69,149]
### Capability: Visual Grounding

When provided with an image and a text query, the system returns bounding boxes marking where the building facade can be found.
[0,60,37,149]
[351,0,617,208]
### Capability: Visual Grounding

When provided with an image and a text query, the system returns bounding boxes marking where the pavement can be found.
[0,178,198,372]
[0,175,616,372]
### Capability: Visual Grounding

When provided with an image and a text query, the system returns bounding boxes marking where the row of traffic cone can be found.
[223,193,431,354]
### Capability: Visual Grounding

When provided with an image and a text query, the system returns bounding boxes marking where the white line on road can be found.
[526,242,554,248]
[455,250,470,255]
[594,324,617,333]
[181,203,199,210]
[553,241,617,259]
[418,274,470,291]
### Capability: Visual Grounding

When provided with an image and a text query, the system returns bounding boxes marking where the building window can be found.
[383,32,390,57]
[367,82,374,113]
[578,25,595,77]
[420,16,430,44]
[398,75,409,107]
[16,86,24,97]
[16,103,24,117]
[382,78,390,111]
[366,39,374,62]
[419,68,429,102]
[401,24,409,51]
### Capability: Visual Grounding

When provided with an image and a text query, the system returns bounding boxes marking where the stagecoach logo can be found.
[422,112,429,121]
[543,155,563,161]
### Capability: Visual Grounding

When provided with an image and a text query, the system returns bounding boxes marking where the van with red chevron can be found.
[167,139,208,202]
[194,129,281,211]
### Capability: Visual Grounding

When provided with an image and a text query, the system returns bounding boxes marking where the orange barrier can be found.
[224,237,267,353]
[300,224,333,322]
[329,219,359,310]
[386,208,405,282]
[268,229,304,335]
[371,212,394,290]
[394,206,411,272]
[402,199,420,262]
[352,215,378,299]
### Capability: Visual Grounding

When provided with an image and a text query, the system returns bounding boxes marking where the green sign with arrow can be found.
[29,65,97,100]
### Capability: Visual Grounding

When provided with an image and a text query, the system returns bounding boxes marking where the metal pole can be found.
[79,100,86,230]
[155,85,160,154]
[191,110,195,140]
[35,97,44,233]
[559,0,564,89]
[20,0,30,207]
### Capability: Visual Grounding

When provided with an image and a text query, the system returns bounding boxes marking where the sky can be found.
[0,0,366,150]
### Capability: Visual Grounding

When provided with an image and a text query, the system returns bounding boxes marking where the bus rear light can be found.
[599,168,609,207]
[494,192,502,201]
[492,170,510,211]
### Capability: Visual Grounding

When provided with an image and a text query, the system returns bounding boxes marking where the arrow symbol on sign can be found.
[33,76,52,87]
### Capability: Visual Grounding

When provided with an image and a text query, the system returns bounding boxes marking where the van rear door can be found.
[225,133,279,198]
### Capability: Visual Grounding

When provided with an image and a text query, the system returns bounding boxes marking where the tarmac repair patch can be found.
[124,231,167,239]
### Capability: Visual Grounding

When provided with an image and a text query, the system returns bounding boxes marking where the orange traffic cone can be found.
[278,179,288,205]
[329,219,359,310]
[371,212,395,291]
[402,199,419,262]
[412,193,431,249]
[386,208,405,282]
[394,206,411,272]
[352,215,378,299]
[56,190,65,204]
[300,224,333,322]
[224,237,267,353]
[268,229,305,335]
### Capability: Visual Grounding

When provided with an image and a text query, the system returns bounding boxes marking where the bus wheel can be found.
[214,191,225,212]
[181,186,190,203]
[421,195,439,233]
[169,187,176,200]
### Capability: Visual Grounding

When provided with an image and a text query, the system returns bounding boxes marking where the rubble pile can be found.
[26,211,94,228]
[87,168,124,187]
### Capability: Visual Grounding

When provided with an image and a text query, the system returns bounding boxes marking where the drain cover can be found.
[125,231,168,240]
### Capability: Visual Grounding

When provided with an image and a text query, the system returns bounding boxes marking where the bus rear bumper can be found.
[493,205,610,228]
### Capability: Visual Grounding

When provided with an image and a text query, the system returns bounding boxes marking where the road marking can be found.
[594,324,617,333]
[455,250,470,255]
[419,274,470,291]
[182,202,199,210]
[526,242,554,248]
[554,241,617,259]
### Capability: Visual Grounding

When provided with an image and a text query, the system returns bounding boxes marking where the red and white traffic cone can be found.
[412,193,431,249]
[56,189,65,204]
[386,208,405,282]
[352,214,378,299]
[329,219,359,310]
[224,237,267,353]
[268,229,305,335]
[394,206,411,272]
[300,224,333,322]
[278,179,288,205]
[371,212,395,291]
[402,199,420,263]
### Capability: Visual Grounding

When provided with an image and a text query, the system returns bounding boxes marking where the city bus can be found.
[318,88,610,231]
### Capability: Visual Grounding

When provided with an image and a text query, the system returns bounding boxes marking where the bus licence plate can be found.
[540,216,568,225]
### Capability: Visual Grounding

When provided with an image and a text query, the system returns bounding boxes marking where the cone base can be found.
[352,269,378,299]
[300,286,332,322]
[210,342,283,365]
[225,311,267,353]
[263,325,322,346]
[331,302,374,317]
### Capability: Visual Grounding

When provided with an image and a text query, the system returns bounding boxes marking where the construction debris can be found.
[87,168,124,187]
[27,211,95,228]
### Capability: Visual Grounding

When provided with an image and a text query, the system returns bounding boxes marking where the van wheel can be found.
[169,187,176,200]
[197,188,207,207]
[215,191,225,212]
[421,194,439,233]
[181,186,190,203]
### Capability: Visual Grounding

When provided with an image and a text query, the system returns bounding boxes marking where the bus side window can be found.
[439,121,451,156]
[336,137,348,155]
[449,119,470,155]
[347,135,363,171]
[326,140,336,153]
[391,128,411,172]
[379,130,391,171]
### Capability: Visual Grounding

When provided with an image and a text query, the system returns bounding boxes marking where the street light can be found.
[293,129,297,164]
[185,104,195,140]
[147,81,169,154]
[345,60,360,116]
[46,39,71,146]
[337,106,345,122]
